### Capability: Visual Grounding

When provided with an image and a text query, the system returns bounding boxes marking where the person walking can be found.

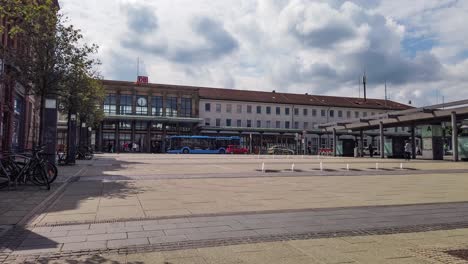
[404,140,411,161]
[368,143,374,158]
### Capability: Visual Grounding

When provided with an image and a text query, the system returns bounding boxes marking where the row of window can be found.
[204,103,379,118]
[102,121,192,132]
[205,118,318,129]
[104,94,192,117]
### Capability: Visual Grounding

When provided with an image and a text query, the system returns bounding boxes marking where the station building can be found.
[92,79,411,154]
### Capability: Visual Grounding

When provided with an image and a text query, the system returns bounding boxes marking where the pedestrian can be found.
[368,143,374,158]
[404,140,411,161]
[132,142,137,152]
[107,142,112,153]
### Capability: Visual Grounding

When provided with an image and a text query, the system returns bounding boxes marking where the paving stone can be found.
[107,238,149,248]
[61,241,107,251]
[86,232,127,241]
[127,230,165,239]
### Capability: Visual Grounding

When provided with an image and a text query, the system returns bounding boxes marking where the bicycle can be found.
[1,146,51,190]
[76,146,94,160]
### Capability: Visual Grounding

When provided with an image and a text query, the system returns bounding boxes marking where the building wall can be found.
[199,99,387,129]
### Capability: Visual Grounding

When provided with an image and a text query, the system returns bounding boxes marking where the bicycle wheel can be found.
[0,161,11,189]
[45,161,58,184]
[30,163,50,190]
[85,152,94,160]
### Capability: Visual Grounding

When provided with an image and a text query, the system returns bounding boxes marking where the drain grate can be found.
[445,249,468,260]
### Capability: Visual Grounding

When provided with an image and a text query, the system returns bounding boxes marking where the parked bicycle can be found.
[0,146,56,190]
[76,146,94,160]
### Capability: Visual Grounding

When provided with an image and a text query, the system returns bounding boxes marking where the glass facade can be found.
[180,98,192,117]
[119,95,132,115]
[166,97,178,117]
[104,94,117,115]
[152,96,163,116]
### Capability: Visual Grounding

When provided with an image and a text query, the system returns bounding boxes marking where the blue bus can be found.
[167,135,241,154]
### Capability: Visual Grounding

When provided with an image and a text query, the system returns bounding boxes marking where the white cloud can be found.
[59,0,468,107]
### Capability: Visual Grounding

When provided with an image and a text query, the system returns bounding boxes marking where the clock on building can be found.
[137,97,147,107]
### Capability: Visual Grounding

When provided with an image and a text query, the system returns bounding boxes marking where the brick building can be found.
[0,0,60,154]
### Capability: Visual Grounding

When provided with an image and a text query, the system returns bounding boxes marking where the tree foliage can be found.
[0,0,104,136]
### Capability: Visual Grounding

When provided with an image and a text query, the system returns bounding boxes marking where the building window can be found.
[247,120,252,127]
[104,94,117,115]
[304,122,308,129]
[312,109,317,117]
[338,110,343,118]
[276,107,281,115]
[119,95,132,115]
[256,106,261,114]
[256,120,261,128]
[294,121,299,129]
[321,109,326,117]
[347,111,351,118]
[237,104,242,113]
[165,96,178,117]
[312,122,317,128]
[136,96,148,115]
[355,111,359,118]
[285,121,290,129]
[103,122,116,130]
[205,103,211,112]
[151,96,163,116]
[226,104,232,113]
[216,104,221,112]
[216,118,221,127]
[266,106,271,114]
[247,105,252,113]
[236,120,242,127]
[180,98,192,117]
[276,121,281,128]
[226,119,232,127]
[285,108,290,115]
[329,110,334,118]
[135,121,147,130]
[363,112,368,117]
[371,112,375,116]
[119,121,131,130]
[205,118,210,126]
[266,120,271,128]
[294,108,299,116]
[303,109,308,116]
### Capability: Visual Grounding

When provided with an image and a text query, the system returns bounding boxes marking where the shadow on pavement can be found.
[23,254,145,264]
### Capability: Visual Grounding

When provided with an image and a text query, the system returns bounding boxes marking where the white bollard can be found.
[346,164,349,171]
[291,163,295,172]
[376,163,379,170]
[261,162,265,173]
[400,163,403,170]
[302,155,304,159]
[320,162,323,171]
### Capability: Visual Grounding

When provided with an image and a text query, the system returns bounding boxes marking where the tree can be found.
[0,0,102,146]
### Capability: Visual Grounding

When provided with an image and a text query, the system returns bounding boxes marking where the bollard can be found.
[291,163,295,172]
[400,163,403,170]
[346,164,349,171]
[320,162,323,171]
[302,155,304,159]
[261,162,265,173]
[376,163,379,170]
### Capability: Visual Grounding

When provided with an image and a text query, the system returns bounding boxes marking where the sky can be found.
[59,0,468,107]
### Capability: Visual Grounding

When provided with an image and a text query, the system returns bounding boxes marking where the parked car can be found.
[267,146,295,155]
[226,145,249,154]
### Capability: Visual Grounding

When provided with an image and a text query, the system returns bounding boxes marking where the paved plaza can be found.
[1,154,468,263]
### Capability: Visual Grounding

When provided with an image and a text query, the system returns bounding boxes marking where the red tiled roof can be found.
[101,79,411,110]
[198,87,411,110]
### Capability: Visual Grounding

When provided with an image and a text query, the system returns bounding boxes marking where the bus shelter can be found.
[320,100,468,161]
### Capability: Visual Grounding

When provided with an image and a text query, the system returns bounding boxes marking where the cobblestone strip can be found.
[27,200,468,227]
[3,221,468,263]
[78,169,468,181]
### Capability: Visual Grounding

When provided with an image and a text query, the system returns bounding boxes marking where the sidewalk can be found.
[0,162,87,226]
[6,226,468,263]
